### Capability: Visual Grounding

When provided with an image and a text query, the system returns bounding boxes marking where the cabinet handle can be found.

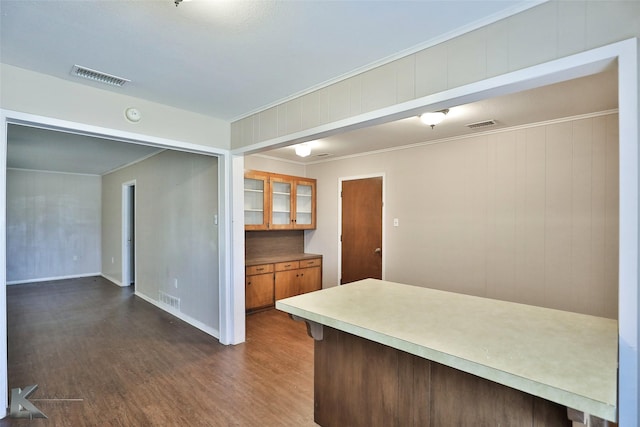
[285,264,291,268]
[300,273,304,277]
[248,282,251,285]
[256,267,264,271]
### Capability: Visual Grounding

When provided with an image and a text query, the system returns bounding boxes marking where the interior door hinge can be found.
[340,235,342,242]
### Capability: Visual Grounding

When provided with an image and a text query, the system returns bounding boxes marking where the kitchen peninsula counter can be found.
[276,279,617,426]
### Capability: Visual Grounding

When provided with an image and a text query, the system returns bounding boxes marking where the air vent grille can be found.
[466,119,497,129]
[159,291,181,311]
[71,65,130,87]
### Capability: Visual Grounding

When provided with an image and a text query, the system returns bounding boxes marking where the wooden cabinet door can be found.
[269,176,293,230]
[245,273,274,310]
[293,179,316,230]
[244,171,270,230]
[298,266,321,294]
[275,270,299,300]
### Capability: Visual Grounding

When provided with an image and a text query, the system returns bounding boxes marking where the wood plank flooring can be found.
[1,277,316,426]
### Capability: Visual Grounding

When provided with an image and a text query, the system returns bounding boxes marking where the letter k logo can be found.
[10,385,47,419]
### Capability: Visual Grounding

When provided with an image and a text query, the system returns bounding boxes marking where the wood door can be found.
[269,176,293,230]
[341,177,382,284]
[244,171,270,230]
[293,179,317,229]
[275,270,299,300]
[245,273,274,310]
[298,266,321,294]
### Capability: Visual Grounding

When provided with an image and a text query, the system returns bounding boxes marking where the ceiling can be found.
[0,0,540,120]
[1,0,617,174]
[7,125,164,175]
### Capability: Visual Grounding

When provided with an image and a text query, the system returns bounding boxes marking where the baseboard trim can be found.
[7,272,102,285]
[134,291,220,340]
[100,273,123,287]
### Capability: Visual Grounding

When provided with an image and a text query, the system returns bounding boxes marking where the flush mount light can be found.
[294,143,312,158]
[419,109,450,129]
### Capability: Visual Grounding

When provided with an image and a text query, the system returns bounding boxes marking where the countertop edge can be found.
[275,300,617,422]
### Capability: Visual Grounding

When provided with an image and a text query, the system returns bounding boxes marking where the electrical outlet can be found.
[73,255,78,261]
[174,278,178,289]
[111,257,114,264]
[393,218,399,227]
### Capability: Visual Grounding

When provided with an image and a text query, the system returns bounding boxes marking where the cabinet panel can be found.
[244,171,270,230]
[275,260,300,271]
[294,179,316,229]
[275,270,299,301]
[270,177,293,230]
[246,264,273,276]
[245,273,274,310]
[299,258,321,268]
[299,266,321,294]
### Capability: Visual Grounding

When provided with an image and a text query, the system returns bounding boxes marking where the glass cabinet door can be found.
[294,181,315,228]
[270,178,292,228]
[244,173,269,230]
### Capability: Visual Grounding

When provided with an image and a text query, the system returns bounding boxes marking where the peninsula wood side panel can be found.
[314,326,570,427]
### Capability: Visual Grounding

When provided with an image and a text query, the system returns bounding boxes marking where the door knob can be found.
[374,248,381,254]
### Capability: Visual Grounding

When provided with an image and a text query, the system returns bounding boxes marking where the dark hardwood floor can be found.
[1,277,316,426]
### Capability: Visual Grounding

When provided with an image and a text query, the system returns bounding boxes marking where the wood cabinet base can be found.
[314,326,571,427]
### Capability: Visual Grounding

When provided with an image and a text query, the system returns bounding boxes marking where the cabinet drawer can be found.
[246,264,273,276]
[275,261,300,271]
[300,258,321,268]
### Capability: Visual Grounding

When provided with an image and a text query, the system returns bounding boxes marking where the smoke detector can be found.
[71,65,130,87]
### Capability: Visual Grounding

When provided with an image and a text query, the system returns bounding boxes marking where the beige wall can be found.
[244,155,306,177]
[102,150,219,333]
[304,113,619,319]
[231,1,639,149]
[1,64,230,150]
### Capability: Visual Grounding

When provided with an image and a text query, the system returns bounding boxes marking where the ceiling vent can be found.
[465,119,497,129]
[71,65,130,87]
[314,153,331,158]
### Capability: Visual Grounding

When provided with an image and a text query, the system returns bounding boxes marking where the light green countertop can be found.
[275,279,618,422]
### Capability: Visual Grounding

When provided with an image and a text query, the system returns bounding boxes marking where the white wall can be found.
[0,64,230,150]
[6,169,101,283]
[102,150,219,335]
[304,113,619,319]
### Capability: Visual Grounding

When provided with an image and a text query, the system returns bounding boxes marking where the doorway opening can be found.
[122,181,136,288]
[339,175,384,284]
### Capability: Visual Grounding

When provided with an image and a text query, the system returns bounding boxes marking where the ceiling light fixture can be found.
[294,143,312,158]
[174,0,191,6]
[419,109,450,129]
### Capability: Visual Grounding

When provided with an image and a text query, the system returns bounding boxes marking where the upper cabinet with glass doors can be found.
[244,170,316,231]
[244,171,271,230]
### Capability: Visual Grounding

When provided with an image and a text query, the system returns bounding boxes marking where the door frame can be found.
[122,180,136,287]
[337,173,385,285]
[1,109,235,414]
